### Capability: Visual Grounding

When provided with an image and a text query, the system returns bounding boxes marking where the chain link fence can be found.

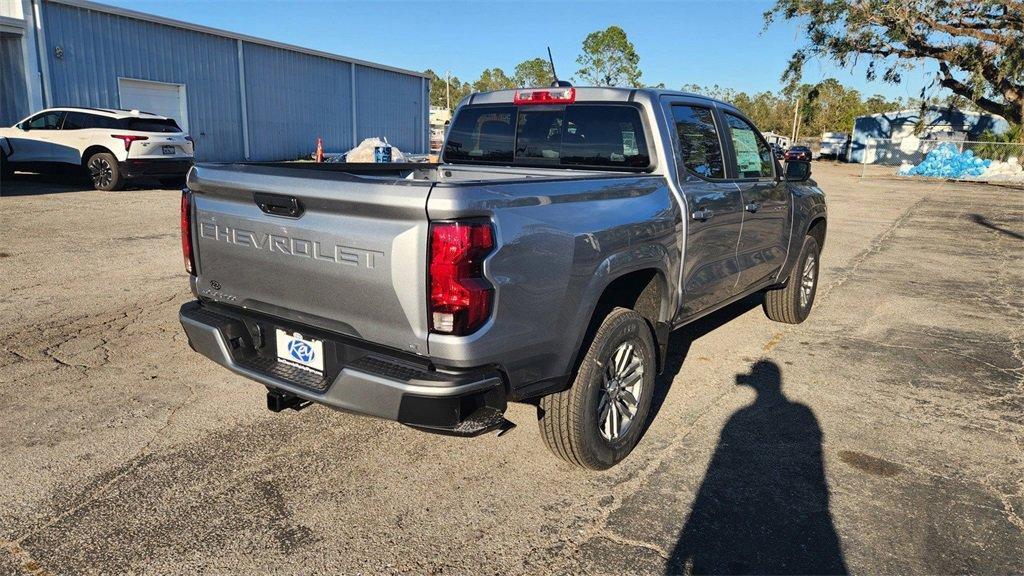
[858,138,1024,183]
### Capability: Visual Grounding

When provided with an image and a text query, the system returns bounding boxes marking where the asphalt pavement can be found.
[1,164,1021,574]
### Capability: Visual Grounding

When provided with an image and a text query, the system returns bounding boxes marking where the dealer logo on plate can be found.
[287,338,316,364]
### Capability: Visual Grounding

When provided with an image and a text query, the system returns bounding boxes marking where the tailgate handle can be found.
[253,192,303,218]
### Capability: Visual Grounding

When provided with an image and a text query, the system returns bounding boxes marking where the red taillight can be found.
[180,189,195,276]
[111,134,148,152]
[429,221,495,335]
[513,87,575,105]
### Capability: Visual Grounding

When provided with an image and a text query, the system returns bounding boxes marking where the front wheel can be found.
[538,307,656,470]
[763,235,820,324]
[86,152,124,191]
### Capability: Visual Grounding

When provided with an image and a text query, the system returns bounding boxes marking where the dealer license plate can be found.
[275,329,324,373]
[162,145,176,155]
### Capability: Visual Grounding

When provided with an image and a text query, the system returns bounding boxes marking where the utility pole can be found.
[445,70,452,113]
[791,96,800,143]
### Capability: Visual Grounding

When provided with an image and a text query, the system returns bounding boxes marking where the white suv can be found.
[0,107,194,191]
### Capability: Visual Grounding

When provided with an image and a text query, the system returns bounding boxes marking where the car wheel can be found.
[538,307,656,470]
[763,234,820,324]
[86,152,123,191]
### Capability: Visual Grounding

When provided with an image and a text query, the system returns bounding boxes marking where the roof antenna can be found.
[548,47,572,88]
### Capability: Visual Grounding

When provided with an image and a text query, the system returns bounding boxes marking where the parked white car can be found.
[0,107,194,190]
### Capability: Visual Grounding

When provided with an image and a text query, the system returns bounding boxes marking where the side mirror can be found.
[18,123,29,131]
[785,160,811,182]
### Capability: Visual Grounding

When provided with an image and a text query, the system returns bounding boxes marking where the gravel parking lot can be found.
[1,164,1022,574]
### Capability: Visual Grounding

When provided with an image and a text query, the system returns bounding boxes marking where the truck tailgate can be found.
[187,164,431,355]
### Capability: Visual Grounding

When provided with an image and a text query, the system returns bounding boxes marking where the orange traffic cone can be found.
[315,137,324,163]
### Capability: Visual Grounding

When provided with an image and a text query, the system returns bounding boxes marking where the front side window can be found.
[671,105,725,179]
[25,112,65,130]
[723,113,774,179]
[444,104,650,170]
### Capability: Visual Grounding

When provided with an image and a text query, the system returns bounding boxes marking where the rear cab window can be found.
[444,104,650,171]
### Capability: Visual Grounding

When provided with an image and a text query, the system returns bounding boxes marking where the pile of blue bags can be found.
[898,143,992,178]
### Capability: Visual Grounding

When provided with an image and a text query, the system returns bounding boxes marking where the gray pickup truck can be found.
[178,86,826,469]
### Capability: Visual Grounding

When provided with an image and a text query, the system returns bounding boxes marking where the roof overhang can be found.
[44,0,431,79]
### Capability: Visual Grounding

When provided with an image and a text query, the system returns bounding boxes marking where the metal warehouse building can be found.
[849,106,1008,164]
[0,0,429,161]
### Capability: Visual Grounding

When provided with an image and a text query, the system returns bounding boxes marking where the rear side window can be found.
[671,105,725,179]
[444,104,650,170]
[124,118,181,133]
[62,112,95,130]
[723,113,774,179]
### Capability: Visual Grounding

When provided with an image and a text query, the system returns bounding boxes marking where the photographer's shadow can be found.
[667,360,847,575]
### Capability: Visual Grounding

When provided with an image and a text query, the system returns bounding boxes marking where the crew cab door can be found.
[719,111,791,291]
[666,101,744,317]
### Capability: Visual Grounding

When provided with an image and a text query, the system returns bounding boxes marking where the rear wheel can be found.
[763,235,820,324]
[86,152,123,191]
[538,307,656,470]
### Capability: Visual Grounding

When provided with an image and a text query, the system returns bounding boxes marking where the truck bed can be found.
[185,161,652,359]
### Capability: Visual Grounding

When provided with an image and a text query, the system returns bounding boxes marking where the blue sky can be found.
[104,0,936,101]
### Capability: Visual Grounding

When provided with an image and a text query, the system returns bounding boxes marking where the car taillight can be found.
[428,221,495,335]
[111,134,148,152]
[180,189,196,275]
[513,87,575,105]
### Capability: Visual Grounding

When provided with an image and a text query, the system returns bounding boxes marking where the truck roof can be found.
[462,86,739,113]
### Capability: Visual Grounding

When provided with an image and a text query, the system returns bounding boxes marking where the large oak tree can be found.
[766,0,1024,124]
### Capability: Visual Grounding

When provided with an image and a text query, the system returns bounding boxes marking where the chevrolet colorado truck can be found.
[178,86,826,469]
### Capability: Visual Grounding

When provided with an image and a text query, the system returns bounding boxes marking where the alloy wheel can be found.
[89,157,113,188]
[598,341,644,441]
[800,252,817,309]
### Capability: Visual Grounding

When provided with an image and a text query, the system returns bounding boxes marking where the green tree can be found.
[424,69,471,110]
[513,58,553,87]
[576,26,642,87]
[766,0,1024,125]
[472,68,516,93]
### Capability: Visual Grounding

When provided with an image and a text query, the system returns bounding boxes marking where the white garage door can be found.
[118,78,188,131]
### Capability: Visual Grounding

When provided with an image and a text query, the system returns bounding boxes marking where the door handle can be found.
[691,207,714,221]
[254,192,303,218]
[745,202,761,213]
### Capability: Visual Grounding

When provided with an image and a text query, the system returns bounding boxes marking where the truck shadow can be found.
[664,360,847,575]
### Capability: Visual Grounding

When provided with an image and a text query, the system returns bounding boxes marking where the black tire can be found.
[763,235,820,324]
[86,152,123,191]
[538,307,656,470]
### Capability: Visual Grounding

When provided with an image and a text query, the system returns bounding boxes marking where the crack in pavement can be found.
[3,379,198,574]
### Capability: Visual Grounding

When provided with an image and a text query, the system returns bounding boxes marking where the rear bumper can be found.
[120,158,193,178]
[178,301,507,435]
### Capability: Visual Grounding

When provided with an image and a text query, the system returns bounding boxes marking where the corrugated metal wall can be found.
[0,33,29,126]
[41,2,244,161]
[243,42,354,161]
[38,1,427,162]
[355,65,426,154]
